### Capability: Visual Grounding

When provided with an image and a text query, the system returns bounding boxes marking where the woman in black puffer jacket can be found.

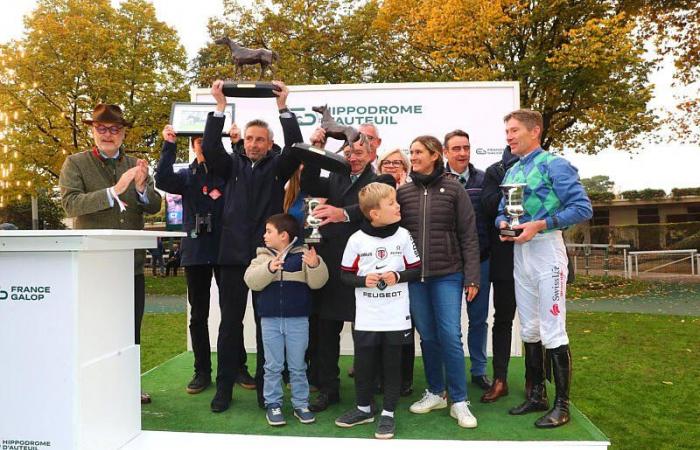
[397,135,481,428]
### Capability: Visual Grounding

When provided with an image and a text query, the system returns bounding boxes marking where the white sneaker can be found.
[450,401,477,428]
[409,390,447,414]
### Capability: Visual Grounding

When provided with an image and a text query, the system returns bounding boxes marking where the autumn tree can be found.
[639,0,700,143]
[581,175,615,195]
[373,0,659,154]
[191,0,380,87]
[0,0,189,203]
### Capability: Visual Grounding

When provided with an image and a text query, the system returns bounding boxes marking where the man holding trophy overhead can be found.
[202,79,303,413]
[496,109,592,429]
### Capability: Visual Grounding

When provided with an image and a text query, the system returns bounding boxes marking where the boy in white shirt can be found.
[335,182,421,439]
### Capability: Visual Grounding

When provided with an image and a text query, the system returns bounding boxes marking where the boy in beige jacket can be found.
[244,213,328,426]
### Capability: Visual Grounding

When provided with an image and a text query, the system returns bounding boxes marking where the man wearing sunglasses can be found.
[59,103,162,404]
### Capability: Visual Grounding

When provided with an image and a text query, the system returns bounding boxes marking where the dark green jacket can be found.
[59,149,162,274]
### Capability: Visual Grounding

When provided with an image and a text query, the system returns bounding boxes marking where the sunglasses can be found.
[94,125,124,135]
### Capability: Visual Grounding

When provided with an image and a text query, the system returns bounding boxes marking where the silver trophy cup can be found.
[304,198,323,244]
[499,183,527,237]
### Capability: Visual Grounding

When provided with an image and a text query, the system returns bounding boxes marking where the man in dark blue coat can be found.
[444,129,493,391]
[480,146,519,403]
[203,79,303,413]
[156,126,255,396]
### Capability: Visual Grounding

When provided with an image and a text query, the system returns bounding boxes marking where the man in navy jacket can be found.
[444,129,492,392]
[203,79,303,413]
[156,126,258,395]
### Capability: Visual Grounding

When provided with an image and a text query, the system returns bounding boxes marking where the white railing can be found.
[627,249,698,277]
[566,243,631,278]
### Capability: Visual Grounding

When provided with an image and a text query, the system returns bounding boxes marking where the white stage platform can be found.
[122,430,609,450]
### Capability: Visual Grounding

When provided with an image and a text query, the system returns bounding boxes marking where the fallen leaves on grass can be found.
[661,381,674,385]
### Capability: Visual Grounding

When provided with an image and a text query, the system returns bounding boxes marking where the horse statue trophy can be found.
[214,36,279,98]
[291,105,372,175]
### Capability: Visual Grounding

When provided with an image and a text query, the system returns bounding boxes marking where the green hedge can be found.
[671,187,700,197]
[588,191,615,202]
[620,189,667,200]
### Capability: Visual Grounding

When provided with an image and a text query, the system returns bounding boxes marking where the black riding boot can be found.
[509,342,549,415]
[535,345,571,428]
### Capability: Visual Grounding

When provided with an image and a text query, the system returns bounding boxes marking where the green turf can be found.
[567,312,700,450]
[144,275,187,296]
[141,353,607,442]
[141,313,187,373]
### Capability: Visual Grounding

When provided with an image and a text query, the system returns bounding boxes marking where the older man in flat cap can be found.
[59,103,161,404]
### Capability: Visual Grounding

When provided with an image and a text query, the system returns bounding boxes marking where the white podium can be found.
[0,230,183,450]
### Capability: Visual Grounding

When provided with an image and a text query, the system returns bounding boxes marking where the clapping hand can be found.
[134,159,149,193]
[113,167,139,195]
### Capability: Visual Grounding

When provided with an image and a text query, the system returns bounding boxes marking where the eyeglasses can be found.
[94,125,124,135]
[381,160,404,167]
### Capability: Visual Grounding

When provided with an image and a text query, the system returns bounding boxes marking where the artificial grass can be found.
[139,311,700,449]
[141,352,607,442]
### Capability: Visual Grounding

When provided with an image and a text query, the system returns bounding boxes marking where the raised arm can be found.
[202,80,234,179]
[271,80,302,182]
[155,125,187,195]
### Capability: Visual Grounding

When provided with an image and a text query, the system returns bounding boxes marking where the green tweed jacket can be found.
[59,149,162,275]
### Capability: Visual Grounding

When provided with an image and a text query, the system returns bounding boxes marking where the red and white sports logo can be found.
[550,304,560,316]
[375,247,387,260]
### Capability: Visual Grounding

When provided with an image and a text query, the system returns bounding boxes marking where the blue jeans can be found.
[467,259,490,376]
[261,316,309,409]
[409,272,468,402]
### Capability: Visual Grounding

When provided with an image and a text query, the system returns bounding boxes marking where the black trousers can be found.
[315,318,345,395]
[378,326,415,389]
[306,313,319,387]
[216,265,263,397]
[355,338,402,412]
[401,329,415,387]
[491,280,517,380]
[165,260,180,276]
[134,274,145,345]
[215,265,249,389]
[185,265,221,375]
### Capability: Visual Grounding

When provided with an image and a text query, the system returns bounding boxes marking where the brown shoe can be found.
[141,392,152,404]
[480,378,509,403]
